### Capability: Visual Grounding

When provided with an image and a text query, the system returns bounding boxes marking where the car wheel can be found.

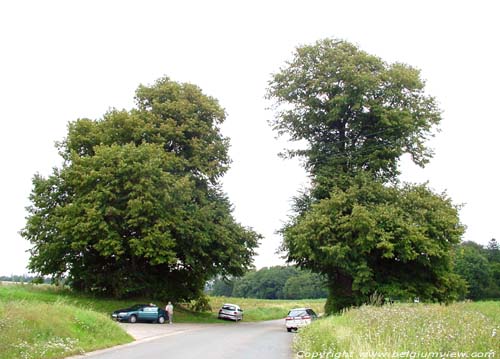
[129,315,137,323]
[287,328,292,332]
[158,316,166,324]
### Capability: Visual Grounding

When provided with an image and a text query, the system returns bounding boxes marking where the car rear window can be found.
[306,309,317,316]
[222,305,236,310]
[288,310,307,317]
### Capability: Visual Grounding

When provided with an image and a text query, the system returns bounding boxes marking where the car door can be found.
[139,306,158,322]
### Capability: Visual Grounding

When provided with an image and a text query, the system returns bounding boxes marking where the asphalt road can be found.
[70,319,294,359]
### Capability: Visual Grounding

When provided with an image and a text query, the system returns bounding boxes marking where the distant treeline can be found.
[454,239,500,300]
[207,238,500,301]
[207,266,327,299]
[4,238,497,302]
[0,275,51,284]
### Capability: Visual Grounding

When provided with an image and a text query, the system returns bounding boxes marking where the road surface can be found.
[70,319,294,359]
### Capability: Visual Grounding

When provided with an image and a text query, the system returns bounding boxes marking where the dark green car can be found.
[111,304,168,324]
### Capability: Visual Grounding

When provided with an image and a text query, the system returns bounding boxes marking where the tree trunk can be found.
[325,271,357,314]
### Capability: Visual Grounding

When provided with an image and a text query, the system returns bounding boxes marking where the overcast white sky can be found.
[1,0,499,276]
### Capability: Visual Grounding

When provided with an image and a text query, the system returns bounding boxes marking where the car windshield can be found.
[288,309,307,317]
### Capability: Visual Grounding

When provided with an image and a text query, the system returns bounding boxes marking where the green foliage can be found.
[267,38,441,186]
[283,272,327,299]
[267,39,463,313]
[210,277,235,297]
[22,77,260,301]
[188,294,212,312]
[282,176,465,311]
[0,275,50,284]
[486,238,500,262]
[232,266,299,299]
[454,240,500,299]
[210,266,327,299]
[454,245,492,300]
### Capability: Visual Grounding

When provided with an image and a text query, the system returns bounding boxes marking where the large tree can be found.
[267,39,465,312]
[452,239,500,299]
[454,242,493,300]
[23,77,260,300]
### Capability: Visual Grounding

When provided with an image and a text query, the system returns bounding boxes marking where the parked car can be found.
[217,303,243,321]
[285,307,318,332]
[111,304,168,324]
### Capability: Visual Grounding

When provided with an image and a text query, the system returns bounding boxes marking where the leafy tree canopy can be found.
[209,265,327,299]
[282,176,465,311]
[268,39,464,312]
[454,244,492,300]
[267,38,441,188]
[23,77,260,300]
[453,239,500,299]
[231,266,300,299]
[486,238,500,263]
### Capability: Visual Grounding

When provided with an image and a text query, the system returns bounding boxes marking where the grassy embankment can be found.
[0,283,325,322]
[0,285,133,359]
[294,301,499,358]
[0,283,326,358]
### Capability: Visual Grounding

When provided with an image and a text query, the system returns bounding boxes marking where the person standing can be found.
[165,301,174,324]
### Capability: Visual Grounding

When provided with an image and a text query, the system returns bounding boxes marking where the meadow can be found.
[4,282,497,359]
[0,282,325,358]
[294,301,499,358]
[0,283,325,322]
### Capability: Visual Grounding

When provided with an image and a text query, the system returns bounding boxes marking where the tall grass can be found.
[0,300,132,359]
[294,302,499,358]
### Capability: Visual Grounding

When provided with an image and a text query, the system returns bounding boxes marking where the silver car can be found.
[217,303,243,321]
[285,307,317,332]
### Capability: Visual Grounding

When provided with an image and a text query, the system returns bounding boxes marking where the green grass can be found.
[0,283,326,322]
[208,296,325,322]
[6,283,497,358]
[0,283,139,315]
[294,302,500,358]
[0,298,132,359]
[0,284,137,359]
[0,283,326,358]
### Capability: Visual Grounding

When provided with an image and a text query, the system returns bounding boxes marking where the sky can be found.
[0,0,499,276]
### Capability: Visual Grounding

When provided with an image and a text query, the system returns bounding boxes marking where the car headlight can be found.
[118,312,128,316]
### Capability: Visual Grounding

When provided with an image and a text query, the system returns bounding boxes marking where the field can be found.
[294,301,499,358]
[6,283,497,359]
[0,283,325,358]
[0,283,325,322]
[208,296,325,321]
[0,293,133,359]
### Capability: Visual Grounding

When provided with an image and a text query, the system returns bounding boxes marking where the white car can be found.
[285,307,318,332]
[217,303,244,321]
